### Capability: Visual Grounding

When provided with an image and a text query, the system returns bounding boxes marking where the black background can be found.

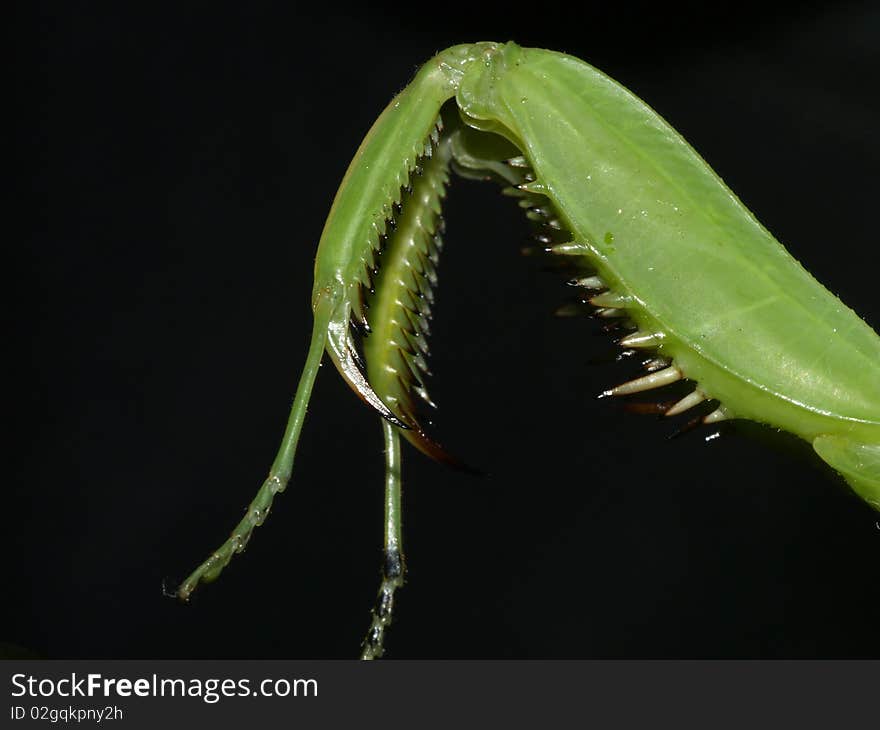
[12,2,880,659]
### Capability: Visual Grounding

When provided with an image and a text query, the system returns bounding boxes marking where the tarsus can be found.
[176,297,331,601]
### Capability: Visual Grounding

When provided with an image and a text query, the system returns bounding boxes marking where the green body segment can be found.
[314,40,879,507]
[455,43,880,439]
[451,43,880,505]
[308,43,498,420]
[311,43,495,308]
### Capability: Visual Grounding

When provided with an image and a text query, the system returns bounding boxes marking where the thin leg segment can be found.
[176,319,328,600]
[361,420,405,659]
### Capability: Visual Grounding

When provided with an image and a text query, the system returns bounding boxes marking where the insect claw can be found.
[604,365,683,397]
[665,389,707,416]
[404,426,483,476]
[327,318,409,429]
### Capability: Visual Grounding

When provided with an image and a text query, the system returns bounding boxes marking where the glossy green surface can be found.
[312,40,880,507]
[180,41,880,602]
[455,43,880,441]
[450,42,880,506]
[309,44,496,420]
[311,44,494,303]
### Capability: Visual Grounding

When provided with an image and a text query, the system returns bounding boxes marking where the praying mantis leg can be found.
[176,299,332,600]
[361,420,405,660]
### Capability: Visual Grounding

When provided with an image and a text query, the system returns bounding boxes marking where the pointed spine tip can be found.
[607,365,683,396]
[664,389,707,417]
[590,292,630,309]
[703,406,731,424]
[619,331,660,349]
[567,275,606,290]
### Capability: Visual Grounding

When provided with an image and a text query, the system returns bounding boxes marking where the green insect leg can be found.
[361,420,405,659]
[176,296,334,600]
